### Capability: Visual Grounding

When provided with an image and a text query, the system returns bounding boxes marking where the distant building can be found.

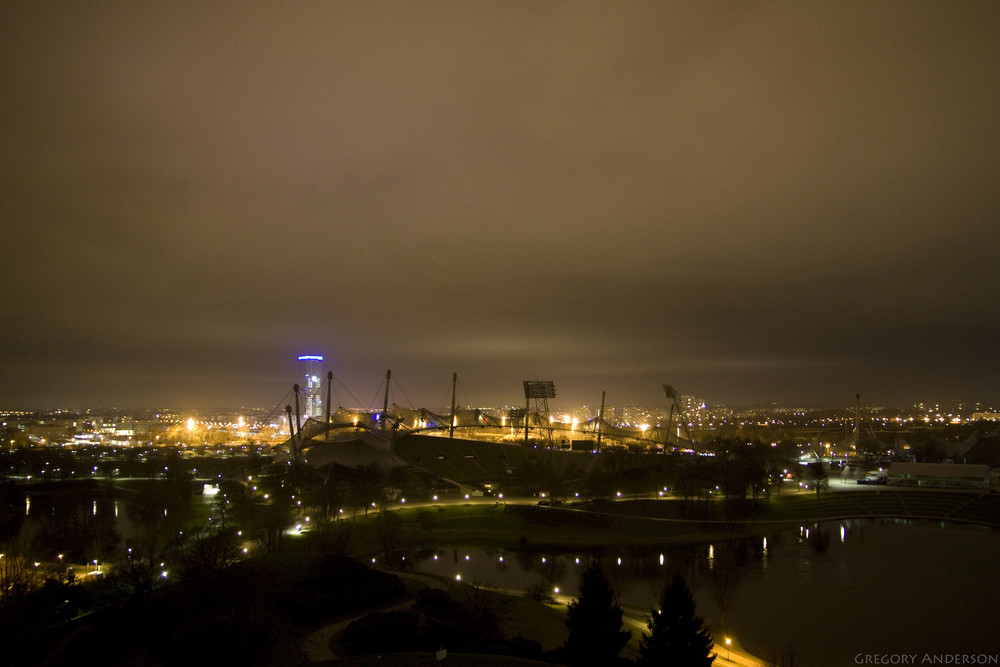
[887,462,990,490]
[962,430,1000,466]
[680,395,706,415]
[21,422,71,444]
[298,355,324,420]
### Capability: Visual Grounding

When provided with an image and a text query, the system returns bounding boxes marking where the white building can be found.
[887,462,990,489]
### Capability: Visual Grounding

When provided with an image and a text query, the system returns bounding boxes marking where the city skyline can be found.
[3,355,995,417]
[2,3,998,411]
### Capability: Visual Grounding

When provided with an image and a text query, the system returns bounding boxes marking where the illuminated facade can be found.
[298,355,324,420]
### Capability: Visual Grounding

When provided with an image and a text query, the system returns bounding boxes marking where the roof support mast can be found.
[285,404,298,462]
[293,383,302,429]
[855,393,862,448]
[326,371,333,424]
[449,372,457,439]
[382,370,391,431]
[596,390,606,449]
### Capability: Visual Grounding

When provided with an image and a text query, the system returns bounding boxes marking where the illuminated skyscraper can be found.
[298,355,324,420]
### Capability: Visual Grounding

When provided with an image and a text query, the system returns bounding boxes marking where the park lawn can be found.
[445,580,570,652]
[347,504,741,553]
[338,489,1000,558]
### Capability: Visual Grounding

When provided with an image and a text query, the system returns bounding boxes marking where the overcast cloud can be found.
[2,1,998,411]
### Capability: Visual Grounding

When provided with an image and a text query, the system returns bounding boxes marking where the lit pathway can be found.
[551,596,765,667]
[708,630,765,667]
[301,579,764,665]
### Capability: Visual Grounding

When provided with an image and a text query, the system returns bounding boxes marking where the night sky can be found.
[2,2,998,412]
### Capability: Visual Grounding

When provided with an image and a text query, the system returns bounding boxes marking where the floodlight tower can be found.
[523,380,556,446]
[663,384,695,445]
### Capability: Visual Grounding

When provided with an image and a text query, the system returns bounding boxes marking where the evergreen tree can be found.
[563,560,632,666]
[638,574,715,666]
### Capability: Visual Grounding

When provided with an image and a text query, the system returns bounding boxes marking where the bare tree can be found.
[463,582,513,642]
[804,462,829,497]
[709,542,745,634]
[764,642,801,666]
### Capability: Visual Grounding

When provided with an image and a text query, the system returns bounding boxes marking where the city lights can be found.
[2,390,997,667]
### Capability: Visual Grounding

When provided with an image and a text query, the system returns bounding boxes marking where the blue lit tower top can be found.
[298,355,324,420]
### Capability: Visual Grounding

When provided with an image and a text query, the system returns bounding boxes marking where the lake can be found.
[415,518,1000,666]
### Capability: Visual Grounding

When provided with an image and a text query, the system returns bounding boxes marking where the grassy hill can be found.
[29,553,406,666]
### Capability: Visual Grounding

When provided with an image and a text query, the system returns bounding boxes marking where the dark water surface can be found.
[416,519,1000,666]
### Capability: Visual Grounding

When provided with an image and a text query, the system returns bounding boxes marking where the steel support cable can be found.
[391,372,415,409]
[263,386,295,424]
[327,371,365,410]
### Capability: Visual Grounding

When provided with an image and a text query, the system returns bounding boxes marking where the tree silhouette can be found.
[764,642,801,666]
[709,541,745,634]
[350,462,385,516]
[804,462,829,497]
[638,574,715,666]
[562,560,631,666]
[0,481,25,542]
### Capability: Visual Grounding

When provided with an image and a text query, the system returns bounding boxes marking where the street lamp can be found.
[725,637,732,660]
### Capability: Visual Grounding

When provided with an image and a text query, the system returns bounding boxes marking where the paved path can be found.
[299,571,449,663]
[300,571,764,665]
